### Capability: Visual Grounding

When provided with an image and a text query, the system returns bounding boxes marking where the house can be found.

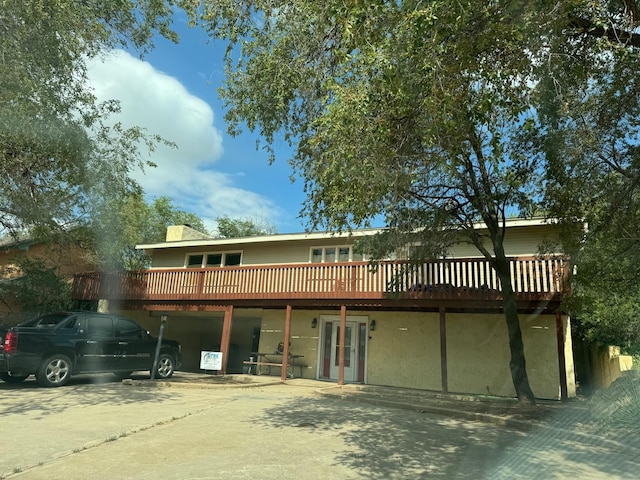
[0,234,94,324]
[71,219,577,400]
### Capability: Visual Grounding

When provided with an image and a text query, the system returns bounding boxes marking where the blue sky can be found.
[86,12,307,235]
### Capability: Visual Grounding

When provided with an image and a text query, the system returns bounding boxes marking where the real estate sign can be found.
[200,351,223,370]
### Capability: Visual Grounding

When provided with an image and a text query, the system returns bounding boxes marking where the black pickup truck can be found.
[0,311,181,387]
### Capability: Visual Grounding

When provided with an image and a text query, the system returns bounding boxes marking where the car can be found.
[0,311,181,387]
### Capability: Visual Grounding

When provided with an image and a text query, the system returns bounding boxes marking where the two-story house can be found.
[72,218,576,400]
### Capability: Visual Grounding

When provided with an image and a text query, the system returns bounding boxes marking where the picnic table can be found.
[243,352,305,378]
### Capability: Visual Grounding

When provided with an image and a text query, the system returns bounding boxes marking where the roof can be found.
[0,234,35,252]
[137,228,385,250]
[136,217,554,251]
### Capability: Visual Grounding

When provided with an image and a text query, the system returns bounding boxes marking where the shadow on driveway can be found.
[250,393,640,479]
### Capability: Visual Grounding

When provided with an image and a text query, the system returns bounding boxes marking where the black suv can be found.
[0,311,182,387]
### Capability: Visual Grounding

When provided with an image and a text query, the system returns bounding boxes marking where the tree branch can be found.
[568,16,640,48]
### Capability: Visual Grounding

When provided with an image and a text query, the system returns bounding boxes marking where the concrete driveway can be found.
[1,374,639,479]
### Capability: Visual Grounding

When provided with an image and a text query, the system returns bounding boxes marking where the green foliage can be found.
[91,194,209,270]
[589,372,640,437]
[0,0,178,237]
[564,213,640,354]
[0,257,74,315]
[188,0,557,403]
[215,216,277,238]
[190,1,547,252]
[535,1,640,352]
[188,0,640,402]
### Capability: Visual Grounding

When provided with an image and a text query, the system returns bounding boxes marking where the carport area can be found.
[118,309,262,374]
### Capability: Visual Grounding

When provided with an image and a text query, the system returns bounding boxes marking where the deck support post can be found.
[338,305,347,385]
[219,305,234,375]
[281,305,292,381]
[556,312,568,401]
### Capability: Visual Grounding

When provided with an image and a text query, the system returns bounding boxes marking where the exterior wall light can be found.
[370,319,376,331]
[311,318,317,328]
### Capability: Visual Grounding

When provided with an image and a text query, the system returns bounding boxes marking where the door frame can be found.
[317,315,368,383]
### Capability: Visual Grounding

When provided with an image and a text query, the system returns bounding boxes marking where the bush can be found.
[589,371,640,438]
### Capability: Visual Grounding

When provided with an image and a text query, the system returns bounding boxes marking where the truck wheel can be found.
[0,372,30,383]
[153,354,175,379]
[36,354,72,387]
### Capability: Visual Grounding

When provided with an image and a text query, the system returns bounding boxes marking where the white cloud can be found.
[85,50,283,229]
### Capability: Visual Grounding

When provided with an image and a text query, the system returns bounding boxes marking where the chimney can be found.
[165,225,212,242]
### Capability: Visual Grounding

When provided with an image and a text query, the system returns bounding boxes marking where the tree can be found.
[568,226,640,355]
[0,0,178,238]
[215,216,277,238]
[0,257,75,319]
[92,194,209,270]
[536,2,640,352]
[189,0,640,403]
[185,1,558,403]
[0,195,206,317]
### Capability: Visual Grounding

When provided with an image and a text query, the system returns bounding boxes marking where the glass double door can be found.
[320,316,366,383]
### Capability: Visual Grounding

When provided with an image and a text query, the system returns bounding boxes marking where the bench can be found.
[243,357,305,378]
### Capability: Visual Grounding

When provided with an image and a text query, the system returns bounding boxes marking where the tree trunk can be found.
[495,255,536,405]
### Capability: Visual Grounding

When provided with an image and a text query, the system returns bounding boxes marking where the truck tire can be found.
[152,353,175,379]
[0,372,30,383]
[36,354,72,387]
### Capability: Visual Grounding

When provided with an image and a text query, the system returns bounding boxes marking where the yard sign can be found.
[200,351,223,370]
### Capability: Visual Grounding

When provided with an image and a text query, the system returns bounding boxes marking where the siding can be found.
[448,225,559,258]
[150,237,358,268]
[148,224,559,269]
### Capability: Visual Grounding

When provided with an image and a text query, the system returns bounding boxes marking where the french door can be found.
[320,316,367,383]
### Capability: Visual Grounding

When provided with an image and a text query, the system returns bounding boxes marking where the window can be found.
[187,254,204,267]
[116,318,143,339]
[205,254,222,267]
[325,247,336,263]
[225,252,241,266]
[62,316,80,329]
[28,313,71,328]
[310,246,364,263]
[87,316,114,338]
[186,252,242,268]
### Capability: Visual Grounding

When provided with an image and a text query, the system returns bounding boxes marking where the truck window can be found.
[60,316,79,329]
[87,316,114,338]
[116,318,143,339]
[22,313,70,328]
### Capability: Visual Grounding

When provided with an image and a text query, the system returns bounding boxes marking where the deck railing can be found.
[71,257,568,303]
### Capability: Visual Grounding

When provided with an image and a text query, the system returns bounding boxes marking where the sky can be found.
[85,11,307,235]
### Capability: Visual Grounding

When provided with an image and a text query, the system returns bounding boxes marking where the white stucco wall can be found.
[113,306,574,399]
[365,311,442,391]
[446,313,571,400]
[259,309,321,379]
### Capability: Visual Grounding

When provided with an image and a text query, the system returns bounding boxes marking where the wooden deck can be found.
[71,257,568,309]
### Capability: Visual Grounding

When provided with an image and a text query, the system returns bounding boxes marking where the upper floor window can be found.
[186,251,242,268]
[310,246,364,263]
